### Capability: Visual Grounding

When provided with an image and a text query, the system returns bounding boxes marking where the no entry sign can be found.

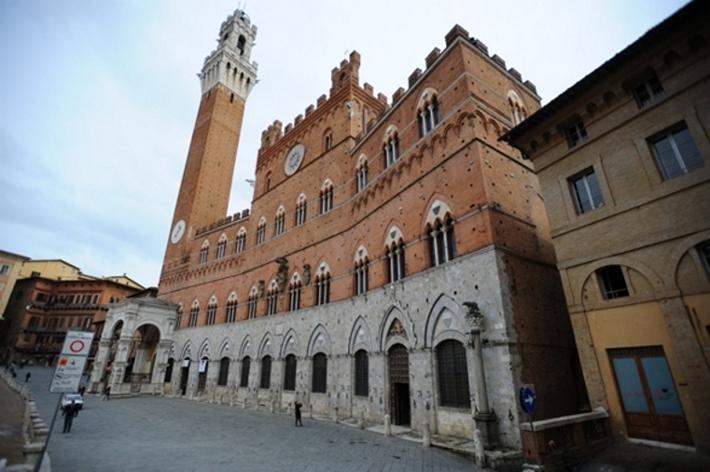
[50,330,95,393]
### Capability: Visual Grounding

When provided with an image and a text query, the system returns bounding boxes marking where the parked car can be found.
[61,393,84,410]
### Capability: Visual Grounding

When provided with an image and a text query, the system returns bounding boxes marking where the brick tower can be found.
[163,10,257,269]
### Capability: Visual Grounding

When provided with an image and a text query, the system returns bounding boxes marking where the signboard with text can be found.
[49,330,94,393]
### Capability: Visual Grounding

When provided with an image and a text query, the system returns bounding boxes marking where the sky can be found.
[0,0,688,287]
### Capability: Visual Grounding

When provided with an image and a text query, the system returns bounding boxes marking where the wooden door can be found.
[609,347,692,445]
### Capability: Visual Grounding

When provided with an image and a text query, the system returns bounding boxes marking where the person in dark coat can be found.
[103,384,111,401]
[294,401,303,427]
[62,400,79,433]
[25,372,31,383]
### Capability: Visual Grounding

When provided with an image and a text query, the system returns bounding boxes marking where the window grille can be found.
[218,357,230,386]
[283,354,297,391]
[260,356,272,389]
[354,350,369,397]
[239,357,251,387]
[312,353,327,393]
[436,340,470,408]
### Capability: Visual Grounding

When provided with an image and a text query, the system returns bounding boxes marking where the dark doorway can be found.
[198,357,208,392]
[388,344,410,426]
[179,361,190,395]
[609,346,692,445]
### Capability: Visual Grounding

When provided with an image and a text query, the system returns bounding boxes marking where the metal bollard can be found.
[384,414,392,436]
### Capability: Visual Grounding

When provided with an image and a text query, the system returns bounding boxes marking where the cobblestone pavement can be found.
[26,367,481,472]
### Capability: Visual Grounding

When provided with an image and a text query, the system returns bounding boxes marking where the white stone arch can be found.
[354,244,369,263]
[507,89,527,125]
[290,271,302,285]
[378,306,415,352]
[257,216,267,226]
[180,340,193,360]
[104,316,127,340]
[307,324,332,356]
[218,233,228,243]
[348,316,373,354]
[257,332,273,358]
[275,205,285,216]
[217,338,232,360]
[268,278,279,292]
[207,294,218,307]
[424,199,454,228]
[316,261,331,277]
[249,285,259,298]
[133,321,163,341]
[191,298,200,310]
[296,193,307,204]
[238,335,253,359]
[320,178,333,191]
[424,293,468,348]
[201,239,210,249]
[237,226,247,236]
[280,328,300,358]
[226,291,238,303]
[356,153,368,169]
[384,225,404,247]
[198,338,212,360]
[417,87,439,110]
[384,124,398,142]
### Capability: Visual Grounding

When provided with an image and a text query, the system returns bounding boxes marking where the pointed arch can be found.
[226,291,238,303]
[384,124,398,142]
[320,178,333,191]
[218,233,228,243]
[348,315,373,354]
[201,239,210,249]
[217,337,232,359]
[275,205,285,216]
[296,192,307,204]
[198,338,212,360]
[423,198,454,228]
[237,226,247,236]
[356,153,368,169]
[258,216,267,226]
[180,340,193,360]
[378,306,415,351]
[208,294,218,306]
[424,293,468,348]
[238,335,253,359]
[417,87,440,110]
[354,244,369,262]
[307,323,332,356]
[257,332,273,358]
[280,328,300,358]
[384,225,404,247]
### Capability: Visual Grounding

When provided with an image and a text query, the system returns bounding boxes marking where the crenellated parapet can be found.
[195,209,251,238]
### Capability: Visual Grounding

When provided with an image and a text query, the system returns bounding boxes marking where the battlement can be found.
[330,51,361,96]
[195,209,251,238]
[257,51,389,158]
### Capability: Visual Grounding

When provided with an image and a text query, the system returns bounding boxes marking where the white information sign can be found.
[50,330,95,393]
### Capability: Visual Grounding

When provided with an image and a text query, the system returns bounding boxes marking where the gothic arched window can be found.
[385,227,406,283]
[216,234,228,259]
[319,180,333,214]
[356,155,368,192]
[283,354,297,391]
[312,353,327,393]
[324,129,333,152]
[199,240,209,264]
[266,280,279,315]
[436,340,470,408]
[426,202,456,267]
[235,227,247,254]
[260,355,272,389]
[188,300,199,327]
[354,349,369,397]
[418,90,441,137]
[288,273,302,311]
[295,194,307,226]
[206,295,218,325]
[315,263,331,305]
[354,246,369,295]
[383,127,401,167]
[256,217,267,245]
[274,206,286,236]
[225,292,238,323]
[240,356,251,387]
[218,357,230,386]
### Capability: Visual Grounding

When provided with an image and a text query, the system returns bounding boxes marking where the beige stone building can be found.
[504,1,710,452]
[0,250,29,319]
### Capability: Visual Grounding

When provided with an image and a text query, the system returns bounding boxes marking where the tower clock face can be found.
[170,220,186,244]
[284,143,305,176]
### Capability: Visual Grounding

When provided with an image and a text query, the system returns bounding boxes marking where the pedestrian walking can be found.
[103,384,111,401]
[25,371,31,383]
[79,385,86,396]
[294,401,303,427]
[62,400,79,433]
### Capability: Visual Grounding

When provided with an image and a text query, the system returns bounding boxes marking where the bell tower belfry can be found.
[163,10,258,268]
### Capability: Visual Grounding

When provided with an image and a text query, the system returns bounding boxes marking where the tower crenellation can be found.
[199,9,258,98]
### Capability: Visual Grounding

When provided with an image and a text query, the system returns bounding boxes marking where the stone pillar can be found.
[659,296,710,452]
[464,302,498,448]
[206,358,220,401]
[298,356,312,416]
[272,358,284,411]
[151,340,172,386]
[409,349,433,433]
[109,336,133,389]
[90,339,112,390]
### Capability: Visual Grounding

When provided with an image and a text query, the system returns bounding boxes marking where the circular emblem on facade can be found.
[284,143,305,176]
[171,219,186,244]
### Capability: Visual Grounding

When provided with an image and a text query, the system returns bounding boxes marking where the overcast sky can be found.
[0,0,688,287]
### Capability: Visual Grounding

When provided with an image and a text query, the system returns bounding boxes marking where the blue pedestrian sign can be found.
[520,386,536,413]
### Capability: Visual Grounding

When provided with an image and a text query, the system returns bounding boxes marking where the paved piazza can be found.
[26,368,481,472]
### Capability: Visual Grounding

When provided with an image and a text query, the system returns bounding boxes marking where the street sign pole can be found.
[520,384,542,469]
[35,330,94,472]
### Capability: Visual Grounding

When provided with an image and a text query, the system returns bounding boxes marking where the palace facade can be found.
[91,9,589,457]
